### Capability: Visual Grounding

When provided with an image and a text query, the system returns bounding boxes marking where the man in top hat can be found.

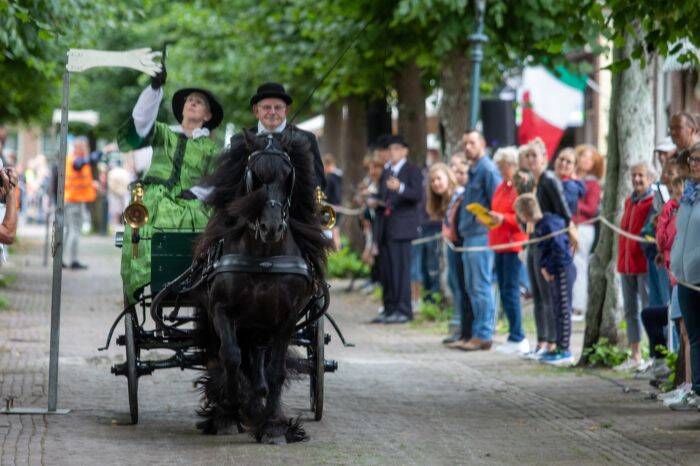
[117,64,224,303]
[248,82,326,190]
[371,135,423,324]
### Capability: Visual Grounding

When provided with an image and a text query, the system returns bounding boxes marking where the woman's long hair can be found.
[425,162,458,221]
[574,144,605,180]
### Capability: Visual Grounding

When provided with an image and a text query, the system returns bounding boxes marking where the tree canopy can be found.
[2,0,700,138]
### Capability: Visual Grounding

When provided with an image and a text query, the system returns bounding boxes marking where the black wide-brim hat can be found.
[172,88,224,130]
[250,82,293,107]
[385,135,409,148]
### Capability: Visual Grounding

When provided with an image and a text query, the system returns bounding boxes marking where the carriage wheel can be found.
[309,316,325,421]
[125,312,139,425]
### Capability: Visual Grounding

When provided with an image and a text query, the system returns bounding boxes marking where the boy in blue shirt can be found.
[515,193,576,366]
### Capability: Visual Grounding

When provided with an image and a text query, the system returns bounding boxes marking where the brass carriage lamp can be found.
[315,186,336,229]
[124,183,149,258]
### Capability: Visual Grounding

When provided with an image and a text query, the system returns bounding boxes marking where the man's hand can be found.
[541,267,554,283]
[386,176,401,192]
[0,169,17,202]
[3,168,17,189]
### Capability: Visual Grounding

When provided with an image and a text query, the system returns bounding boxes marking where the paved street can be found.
[1,228,700,465]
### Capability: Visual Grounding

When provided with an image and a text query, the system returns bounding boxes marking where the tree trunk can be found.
[581,38,655,360]
[339,95,367,252]
[395,59,427,164]
[321,101,343,164]
[438,50,470,158]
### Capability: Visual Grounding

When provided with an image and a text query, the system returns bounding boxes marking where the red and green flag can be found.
[518,66,587,158]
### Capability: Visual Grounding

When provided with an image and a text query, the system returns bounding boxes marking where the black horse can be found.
[193,129,331,443]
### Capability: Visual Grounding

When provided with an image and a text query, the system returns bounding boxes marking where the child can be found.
[515,193,576,366]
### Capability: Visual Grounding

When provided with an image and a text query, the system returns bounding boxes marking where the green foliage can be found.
[371,285,383,301]
[0,0,140,123]
[0,273,17,288]
[414,292,452,323]
[0,295,10,310]
[326,245,370,278]
[5,0,700,133]
[656,345,678,392]
[582,337,630,368]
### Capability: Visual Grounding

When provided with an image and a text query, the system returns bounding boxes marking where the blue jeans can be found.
[495,252,525,342]
[646,255,670,307]
[678,283,700,393]
[461,235,495,340]
[447,247,463,327]
[411,224,442,296]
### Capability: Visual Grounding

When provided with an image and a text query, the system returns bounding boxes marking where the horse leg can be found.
[197,303,243,435]
[254,335,307,444]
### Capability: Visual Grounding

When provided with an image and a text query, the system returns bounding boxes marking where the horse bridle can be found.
[244,135,296,237]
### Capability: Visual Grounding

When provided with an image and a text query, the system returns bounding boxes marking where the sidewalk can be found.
[1,227,699,465]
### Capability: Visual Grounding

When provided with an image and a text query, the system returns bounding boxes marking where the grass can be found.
[0,273,17,288]
[0,296,11,310]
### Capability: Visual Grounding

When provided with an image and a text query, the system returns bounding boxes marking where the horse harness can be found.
[210,254,311,280]
[244,134,296,238]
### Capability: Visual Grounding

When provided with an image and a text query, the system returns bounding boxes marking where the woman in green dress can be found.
[117,69,223,303]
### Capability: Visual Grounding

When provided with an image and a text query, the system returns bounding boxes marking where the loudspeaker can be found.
[481,99,516,150]
[366,96,392,147]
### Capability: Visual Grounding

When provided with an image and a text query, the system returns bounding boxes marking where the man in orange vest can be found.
[63,136,98,269]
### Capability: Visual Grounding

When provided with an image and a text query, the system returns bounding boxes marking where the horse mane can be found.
[195,128,330,275]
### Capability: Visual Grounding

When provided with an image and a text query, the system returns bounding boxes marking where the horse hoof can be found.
[262,434,287,445]
[285,418,308,443]
[196,419,217,435]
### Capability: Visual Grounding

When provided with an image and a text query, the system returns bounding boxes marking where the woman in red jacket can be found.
[615,162,656,372]
[487,147,529,354]
[572,144,604,320]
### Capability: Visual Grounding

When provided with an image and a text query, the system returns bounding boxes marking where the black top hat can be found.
[385,135,409,148]
[250,82,293,107]
[172,88,224,131]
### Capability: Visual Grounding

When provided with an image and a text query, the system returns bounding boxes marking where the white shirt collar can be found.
[258,119,287,134]
[170,125,210,140]
[390,158,407,175]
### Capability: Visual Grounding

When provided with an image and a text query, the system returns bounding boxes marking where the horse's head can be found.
[243,131,295,243]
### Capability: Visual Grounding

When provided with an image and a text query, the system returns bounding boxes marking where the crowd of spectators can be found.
[342,112,700,409]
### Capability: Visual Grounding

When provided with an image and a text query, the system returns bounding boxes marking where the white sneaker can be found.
[495,341,519,354]
[663,384,693,406]
[571,311,584,323]
[669,391,700,411]
[659,383,691,401]
[634,361,657,380]
[516,338,530,355]
[496,339,529,355]
[521,346,548,361]
[613,358,645,372]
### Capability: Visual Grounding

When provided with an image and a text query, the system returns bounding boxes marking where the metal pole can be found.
[48,71,70,412]
[468,0,488,129]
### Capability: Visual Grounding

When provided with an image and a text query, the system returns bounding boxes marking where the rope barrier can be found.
[405,214,700,293]
[328,200,700,292]
[324,203,365,216]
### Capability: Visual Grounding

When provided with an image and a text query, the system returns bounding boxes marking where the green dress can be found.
[117,118,219,303]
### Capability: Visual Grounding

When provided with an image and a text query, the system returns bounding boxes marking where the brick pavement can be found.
[1,225,700,465]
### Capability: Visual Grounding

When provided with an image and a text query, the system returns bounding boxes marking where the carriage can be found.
[107,228,339,426]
